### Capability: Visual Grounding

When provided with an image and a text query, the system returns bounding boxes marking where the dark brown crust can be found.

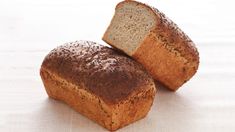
[41,40,154,103]
[117,0,199,66]
[112,0,199,90]
[151,5,199,66]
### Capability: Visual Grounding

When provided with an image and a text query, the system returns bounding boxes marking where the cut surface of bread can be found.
[103,1,156,55]
[40,40,156,131]
[103,0,199,90]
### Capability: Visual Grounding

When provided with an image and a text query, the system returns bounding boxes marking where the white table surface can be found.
[1,0,235,131]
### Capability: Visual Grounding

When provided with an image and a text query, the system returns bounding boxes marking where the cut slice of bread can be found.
[103,0,199,90]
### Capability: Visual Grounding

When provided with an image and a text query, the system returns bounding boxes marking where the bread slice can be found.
[103,0,199,90]
[40,40,156,131]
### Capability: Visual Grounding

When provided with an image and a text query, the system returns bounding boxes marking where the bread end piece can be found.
[103,0,199,90]
[40,68,156,131]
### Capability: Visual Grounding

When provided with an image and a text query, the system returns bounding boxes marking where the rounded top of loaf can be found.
[41,40,155,104]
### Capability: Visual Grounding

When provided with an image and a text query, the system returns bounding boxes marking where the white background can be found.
[0,0,235,131]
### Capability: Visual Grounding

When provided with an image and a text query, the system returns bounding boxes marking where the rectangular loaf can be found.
[40,41,156,131]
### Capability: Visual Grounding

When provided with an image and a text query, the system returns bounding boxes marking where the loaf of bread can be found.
[103,0,199,90]
[40,40,156,131]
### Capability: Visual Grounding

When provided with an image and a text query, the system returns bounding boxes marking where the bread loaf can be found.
[40,40,156,131]
[103,0,199,90]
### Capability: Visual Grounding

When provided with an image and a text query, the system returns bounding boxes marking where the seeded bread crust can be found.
[103,0,199,90]
[40,40,156,131]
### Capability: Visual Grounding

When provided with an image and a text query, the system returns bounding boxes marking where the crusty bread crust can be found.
[40,40,156,131]
[41,40,155,103]
[103,0,199,90]
[133,33,198,90]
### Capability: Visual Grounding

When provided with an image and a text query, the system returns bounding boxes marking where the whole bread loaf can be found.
[103,0,199,90]
[40,40,156,131]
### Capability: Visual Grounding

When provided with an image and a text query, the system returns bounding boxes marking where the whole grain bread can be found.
[103,0,199,90]
[40,40,156,131]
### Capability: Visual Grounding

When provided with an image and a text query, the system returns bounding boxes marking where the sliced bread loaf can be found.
[103,0,199,90]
